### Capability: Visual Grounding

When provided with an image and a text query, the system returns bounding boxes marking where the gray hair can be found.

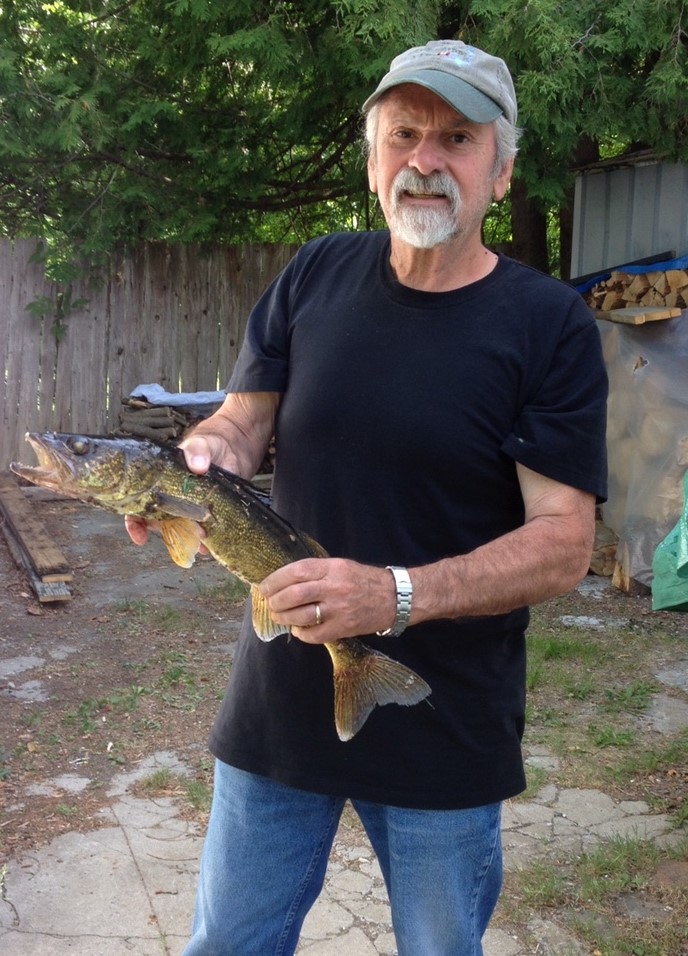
[363,102,522,181]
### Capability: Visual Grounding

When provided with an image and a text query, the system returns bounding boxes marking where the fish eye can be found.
[67,437,90,456]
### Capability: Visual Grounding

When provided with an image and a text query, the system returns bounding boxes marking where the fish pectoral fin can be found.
[250,585,289,641]
[327,642,431,742]
[159,518,204,568]
[153,492,210,522]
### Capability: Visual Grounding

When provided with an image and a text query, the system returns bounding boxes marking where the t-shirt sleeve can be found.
[501,301,608,500]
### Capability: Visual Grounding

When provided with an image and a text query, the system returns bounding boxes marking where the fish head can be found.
[10,432,162,511]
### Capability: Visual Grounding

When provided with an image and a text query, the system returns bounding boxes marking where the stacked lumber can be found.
[585,269,688,313]
[0,473,72,602]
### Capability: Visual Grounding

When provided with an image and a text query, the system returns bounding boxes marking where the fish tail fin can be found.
[250,585,289,641]
[328,643,431,742]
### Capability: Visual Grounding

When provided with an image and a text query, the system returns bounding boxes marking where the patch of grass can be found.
[65,685,151,734]
[0,746,9,781]
[185,779,212,813]
[55,803,78,817]
[672,799,688,830]
[139,768,175,791]
[604,680,658,715]
[114,598,150,617]
[201,575,250,604]
[509,837,688,956]
[614,730,688,787]
[587,723,636,749]
[520,765,548,800]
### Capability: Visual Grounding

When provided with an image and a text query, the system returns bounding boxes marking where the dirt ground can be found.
[0,490,245,859]
[1,489,688,953]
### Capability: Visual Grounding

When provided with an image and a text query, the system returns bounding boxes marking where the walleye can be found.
[11,433,431,740]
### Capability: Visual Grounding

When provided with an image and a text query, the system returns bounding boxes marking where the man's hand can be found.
[124,434,221,547]
[258,558,399,644]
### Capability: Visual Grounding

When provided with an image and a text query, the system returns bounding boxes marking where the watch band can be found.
[376,566,413,637]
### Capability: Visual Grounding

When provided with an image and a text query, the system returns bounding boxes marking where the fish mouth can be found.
[10,433,79,492]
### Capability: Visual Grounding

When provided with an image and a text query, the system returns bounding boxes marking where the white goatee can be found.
[388,170,462,249]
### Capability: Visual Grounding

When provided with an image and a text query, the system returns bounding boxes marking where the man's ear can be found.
[493,158,514,202]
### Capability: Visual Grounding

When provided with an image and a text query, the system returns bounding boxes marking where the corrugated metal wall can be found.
[571,158,688,279]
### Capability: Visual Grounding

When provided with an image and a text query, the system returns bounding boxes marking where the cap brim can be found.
[362,69,503,124]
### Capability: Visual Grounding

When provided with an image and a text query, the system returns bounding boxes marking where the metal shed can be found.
[571,150,688,278]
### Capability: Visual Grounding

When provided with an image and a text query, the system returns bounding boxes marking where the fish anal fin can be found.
[327,642,431,742]
[251,585,289,641]
[159,518,204,568]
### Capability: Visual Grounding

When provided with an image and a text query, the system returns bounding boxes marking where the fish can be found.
[11,432,431,740]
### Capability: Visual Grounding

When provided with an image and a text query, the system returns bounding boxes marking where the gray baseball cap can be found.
[362,40,517,125]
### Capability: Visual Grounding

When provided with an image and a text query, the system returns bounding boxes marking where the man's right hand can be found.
[124,433,229,546]
[124,391,281,547]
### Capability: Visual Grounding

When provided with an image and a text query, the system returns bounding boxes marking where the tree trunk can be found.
[510,177,550,274]
[559,135,600,280]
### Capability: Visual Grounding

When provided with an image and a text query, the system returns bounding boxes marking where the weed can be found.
[185,779,212,813]
[587,723,636,748]
[66,685,150,734]
[55,804,77,817]
[520,765,548,799]
[615,732,688,783]
[604,680,657,715]
[139,768,174,791]
[672,799,688,830]
[114,598,150,617]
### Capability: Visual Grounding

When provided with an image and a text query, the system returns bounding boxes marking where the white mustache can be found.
[391,170,461,212]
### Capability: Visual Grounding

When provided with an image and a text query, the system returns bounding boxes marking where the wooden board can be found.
[595,306,682,325]
[0,520,71,602]
[0,473,73,582]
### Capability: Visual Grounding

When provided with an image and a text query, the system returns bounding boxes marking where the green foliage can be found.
[464,0,688,206]
[0,0,686,270]
[0,0,446,265]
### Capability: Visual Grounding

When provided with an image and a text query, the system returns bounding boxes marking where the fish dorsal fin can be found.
[250,585,289,641]
[153,492,210,523]
[159,518,205,568]
[301,533,329,558]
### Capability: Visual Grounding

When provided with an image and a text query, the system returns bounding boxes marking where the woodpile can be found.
[117,397,194,443]
[584,269,688,313]
[116,398,276,474]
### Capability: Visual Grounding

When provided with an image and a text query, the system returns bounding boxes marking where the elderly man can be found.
[128,39,607,956]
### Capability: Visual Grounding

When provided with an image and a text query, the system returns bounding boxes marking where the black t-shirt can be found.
[208,232,608,810]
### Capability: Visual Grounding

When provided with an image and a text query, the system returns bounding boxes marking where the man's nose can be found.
[408,137,445,176]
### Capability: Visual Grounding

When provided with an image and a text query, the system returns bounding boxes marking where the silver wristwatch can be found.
[376,566,413,637]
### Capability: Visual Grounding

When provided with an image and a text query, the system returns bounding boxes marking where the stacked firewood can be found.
[116,398,276,474]
[117,398,194,442]
[584,269,688,313]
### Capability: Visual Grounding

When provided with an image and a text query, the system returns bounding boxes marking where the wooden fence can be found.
[0,239,297,471]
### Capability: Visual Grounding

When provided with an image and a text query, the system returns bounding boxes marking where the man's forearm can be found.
[410,511,595,624]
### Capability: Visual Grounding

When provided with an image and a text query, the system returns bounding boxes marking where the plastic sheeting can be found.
[129,383,226,418]
[599,312,688,586]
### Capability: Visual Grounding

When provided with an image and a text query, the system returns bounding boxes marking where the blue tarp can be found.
[130,383,225,418]
[575,256,688,295]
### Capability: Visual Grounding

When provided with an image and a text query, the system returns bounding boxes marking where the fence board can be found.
[0,239,297,470]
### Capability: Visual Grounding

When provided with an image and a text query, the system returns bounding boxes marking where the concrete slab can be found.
[1,754,684,956]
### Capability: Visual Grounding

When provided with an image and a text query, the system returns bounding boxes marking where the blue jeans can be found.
[183,760,503,956]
